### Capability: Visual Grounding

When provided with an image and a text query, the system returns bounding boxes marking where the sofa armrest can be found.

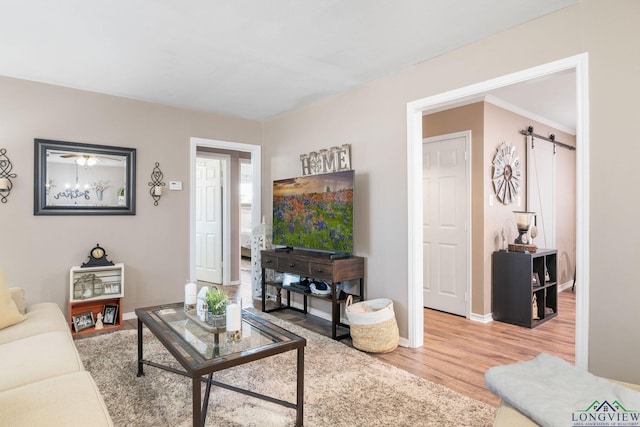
[8,288,25,315]
[493,379,640,426]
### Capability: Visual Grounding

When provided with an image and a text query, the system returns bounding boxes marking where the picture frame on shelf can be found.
[103,282,121,295]
[532,272,541,287]
[102,304,119,325]
[72,311,95,332]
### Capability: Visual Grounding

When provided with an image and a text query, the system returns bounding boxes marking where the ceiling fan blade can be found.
[49,151,123,163]
[93,155,123,161]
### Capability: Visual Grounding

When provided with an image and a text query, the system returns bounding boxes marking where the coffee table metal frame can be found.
[135,303,306,427]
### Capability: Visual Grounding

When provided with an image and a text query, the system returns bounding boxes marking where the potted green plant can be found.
[205,287,228,328]
[117,187,125,206]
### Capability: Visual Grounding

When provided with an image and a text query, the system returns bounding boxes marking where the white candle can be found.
[518,213,527,225]
[185,281,197,305]
[153,185,162,196]
[226,303,241,331]
[0,178,9,190]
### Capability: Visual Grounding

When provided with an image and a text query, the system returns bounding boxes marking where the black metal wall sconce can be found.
[0,148,16,203]
[148,162,165,206]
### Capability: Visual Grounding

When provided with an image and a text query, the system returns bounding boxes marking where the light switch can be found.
[489,194,495,207]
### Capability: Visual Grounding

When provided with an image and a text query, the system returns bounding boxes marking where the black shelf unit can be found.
[491,248,558,328]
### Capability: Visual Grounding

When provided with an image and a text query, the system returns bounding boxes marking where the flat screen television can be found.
[272,170,354,254]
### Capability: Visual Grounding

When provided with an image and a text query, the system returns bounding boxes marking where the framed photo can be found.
[72,311,95,332]
[532,272,541,287]
[102,304,119,325]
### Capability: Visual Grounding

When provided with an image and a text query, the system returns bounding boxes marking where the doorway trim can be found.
[190,137,262,288]
[195,152,230,285]
[406,53,590,369]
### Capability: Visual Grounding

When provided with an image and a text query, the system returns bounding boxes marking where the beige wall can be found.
[264,0,640,382]
[0,76,262,314]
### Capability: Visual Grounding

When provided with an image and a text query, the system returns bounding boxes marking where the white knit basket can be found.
[346,295,399,353]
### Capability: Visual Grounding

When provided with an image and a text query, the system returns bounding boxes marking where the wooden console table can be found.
[261,249,365,340]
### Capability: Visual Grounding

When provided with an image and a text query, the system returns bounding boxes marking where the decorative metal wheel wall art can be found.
[491,142,521,205]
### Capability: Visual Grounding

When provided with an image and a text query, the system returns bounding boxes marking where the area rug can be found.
[75,314,496,426]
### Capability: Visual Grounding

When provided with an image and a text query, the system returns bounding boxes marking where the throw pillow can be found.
[9,288,26,314]
[0,268,26,330]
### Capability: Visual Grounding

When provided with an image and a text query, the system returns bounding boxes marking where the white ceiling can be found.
[0,0,576,124]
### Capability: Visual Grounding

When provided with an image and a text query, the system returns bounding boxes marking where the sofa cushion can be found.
[0,330,84,391]
[9,287,26,314]
[0,268,25,330]
[0,371,113,426]
[0,301,69,345]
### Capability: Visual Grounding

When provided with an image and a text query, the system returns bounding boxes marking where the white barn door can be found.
[526,135,556,250]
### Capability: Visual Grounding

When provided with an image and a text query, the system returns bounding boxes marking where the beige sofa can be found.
[489,353,640,427]
[0,272,113,426]
[493,381,640,427]
[494,379,640,426]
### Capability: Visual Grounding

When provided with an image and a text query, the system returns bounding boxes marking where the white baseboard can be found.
[279,297,335,323]
[123,311,137,321]
[558,279,574,292]
[469,312,493,323]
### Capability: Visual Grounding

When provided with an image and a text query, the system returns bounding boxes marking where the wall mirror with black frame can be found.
[34,139,136,215]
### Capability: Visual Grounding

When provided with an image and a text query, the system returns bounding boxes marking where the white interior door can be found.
[526,135,556,249]
[196,157,223,284]
[422,132,469,316]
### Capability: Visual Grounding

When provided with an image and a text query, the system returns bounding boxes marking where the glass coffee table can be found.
[135,302,306,427]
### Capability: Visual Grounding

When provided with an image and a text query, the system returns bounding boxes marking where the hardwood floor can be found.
[112,281,575,408]
[373,289,575,407]
[251,289,574,407]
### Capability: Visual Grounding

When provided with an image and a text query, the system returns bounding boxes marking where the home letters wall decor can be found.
[300,144,351,176]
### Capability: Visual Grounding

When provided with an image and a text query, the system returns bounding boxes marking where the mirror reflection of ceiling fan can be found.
[49,151,123,166]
